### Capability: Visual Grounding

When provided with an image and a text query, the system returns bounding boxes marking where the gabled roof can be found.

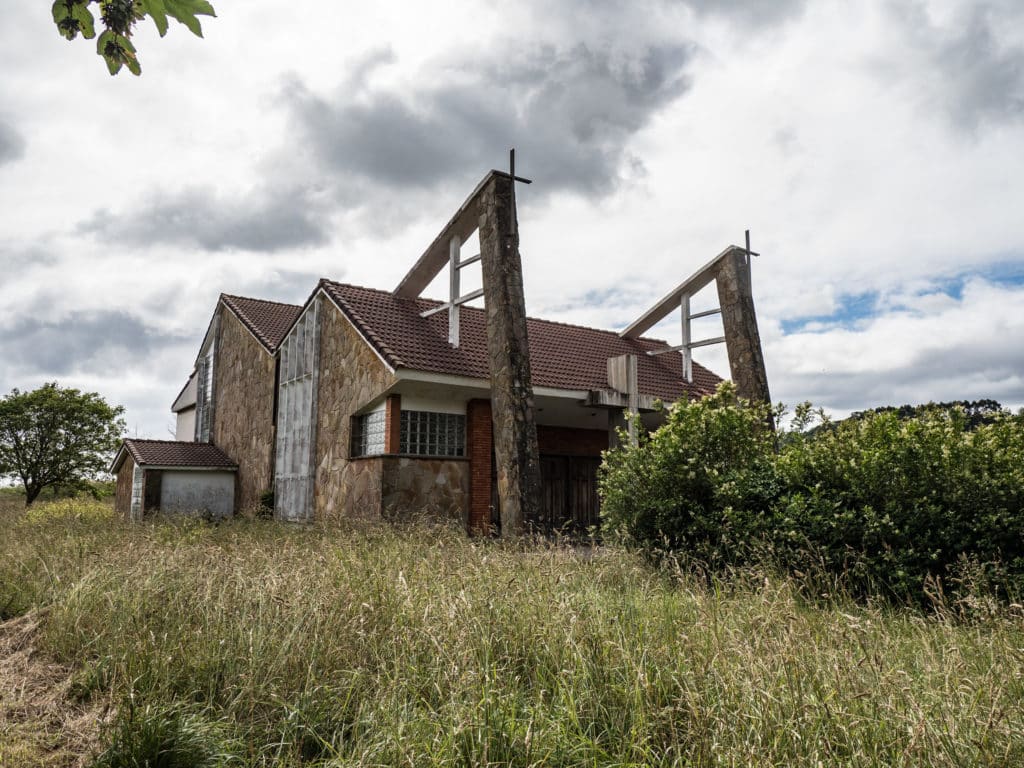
[111,439,238,473]
[319,281,721,402]
[220,294,303,353]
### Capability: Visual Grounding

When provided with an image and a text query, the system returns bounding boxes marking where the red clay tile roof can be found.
[221,294,303,353]
[115,439,238,471]
[320,281,722,402]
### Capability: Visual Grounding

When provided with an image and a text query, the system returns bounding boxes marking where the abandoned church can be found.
[112,167,770,534]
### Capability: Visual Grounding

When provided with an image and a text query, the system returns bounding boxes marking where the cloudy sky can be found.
[1,0,1022,438]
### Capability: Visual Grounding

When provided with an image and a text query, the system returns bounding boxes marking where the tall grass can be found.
[2,501,1024,766]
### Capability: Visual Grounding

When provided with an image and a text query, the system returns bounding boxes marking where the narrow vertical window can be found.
[130,465,143,520]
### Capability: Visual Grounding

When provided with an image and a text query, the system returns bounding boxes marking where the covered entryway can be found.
[538,455,601,531]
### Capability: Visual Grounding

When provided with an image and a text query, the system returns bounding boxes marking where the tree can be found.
[51,0,216,76]
[0,383,126,506]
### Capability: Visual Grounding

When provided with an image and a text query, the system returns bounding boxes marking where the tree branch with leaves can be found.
[52,0,215,75]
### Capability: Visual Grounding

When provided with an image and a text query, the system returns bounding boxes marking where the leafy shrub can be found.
[776,406,1024,598]
[600,386,1024,601]
[600,383,779,566]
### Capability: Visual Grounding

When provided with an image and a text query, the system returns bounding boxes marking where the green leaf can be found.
[52,0,81,40]
[139,0,170,37]
[71,2,96,39]
[162,0,216,38]
[97,29,136,76]
[51,0,71,25]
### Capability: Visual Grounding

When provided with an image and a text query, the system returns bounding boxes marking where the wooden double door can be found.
[537,455,601,532]
[489,454,602,533]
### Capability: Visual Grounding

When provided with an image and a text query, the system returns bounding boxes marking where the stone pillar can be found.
[466,398,493,535]
[477,173,542,536]
[384,394,402,454]
[716,248,773,424]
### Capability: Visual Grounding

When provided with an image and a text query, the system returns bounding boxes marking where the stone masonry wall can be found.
[380,457,469,524]
[314,299,396,520]
[212,307,277,512]
[115,454,135,519]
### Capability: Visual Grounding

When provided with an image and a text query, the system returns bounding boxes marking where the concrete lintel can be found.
[584,390,661,412]
[620,244,747,339]
[394,170,521,298]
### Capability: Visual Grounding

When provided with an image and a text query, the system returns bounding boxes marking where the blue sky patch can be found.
[782,259,1024,335]
[781,290,878,334]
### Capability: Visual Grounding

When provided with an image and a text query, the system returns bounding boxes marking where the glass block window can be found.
[352,410,386,457]
[400,411,465,457]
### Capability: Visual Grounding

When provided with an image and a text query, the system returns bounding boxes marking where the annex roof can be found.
[319,281,721,402]
[220,294,303,353]
[111,439,238,473]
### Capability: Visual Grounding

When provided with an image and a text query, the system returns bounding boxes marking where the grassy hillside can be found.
[2,501,1023,767]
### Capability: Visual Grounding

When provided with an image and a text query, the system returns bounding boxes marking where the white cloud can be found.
[1,0,1022,437]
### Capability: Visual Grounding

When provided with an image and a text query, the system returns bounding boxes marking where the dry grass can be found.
[0,612,112,767]
[1,500,1023,766]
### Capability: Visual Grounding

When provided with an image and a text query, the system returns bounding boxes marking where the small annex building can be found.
[112,439,238,521]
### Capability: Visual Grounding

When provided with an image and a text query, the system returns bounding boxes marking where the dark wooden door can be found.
[539,456,569,529]
[537,455,601,532]
[569,457,601,528]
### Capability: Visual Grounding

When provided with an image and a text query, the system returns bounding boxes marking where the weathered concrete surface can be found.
[477,174,542,535]
[175,407,196,442]
[314,298,396,519]
[213,307,276,511]
[114,454,134,519]
[715,248,773,418]
[159,470,236,519]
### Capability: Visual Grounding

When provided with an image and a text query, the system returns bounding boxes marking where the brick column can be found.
[466,398,493,535]
[384,394,402,454]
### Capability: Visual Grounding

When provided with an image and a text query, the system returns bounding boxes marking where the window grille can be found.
[351,411,386,457]
[400,411,465,457]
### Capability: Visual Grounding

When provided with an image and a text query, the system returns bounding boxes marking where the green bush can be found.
[776,406,1024,598]
[600,385,1024,601]
[600,383,779,566]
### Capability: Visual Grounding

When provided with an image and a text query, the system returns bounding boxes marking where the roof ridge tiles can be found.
[218,293,304,353]
[220,293,303,310]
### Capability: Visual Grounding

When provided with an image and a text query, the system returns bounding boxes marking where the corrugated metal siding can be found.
[274,298,321,521]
